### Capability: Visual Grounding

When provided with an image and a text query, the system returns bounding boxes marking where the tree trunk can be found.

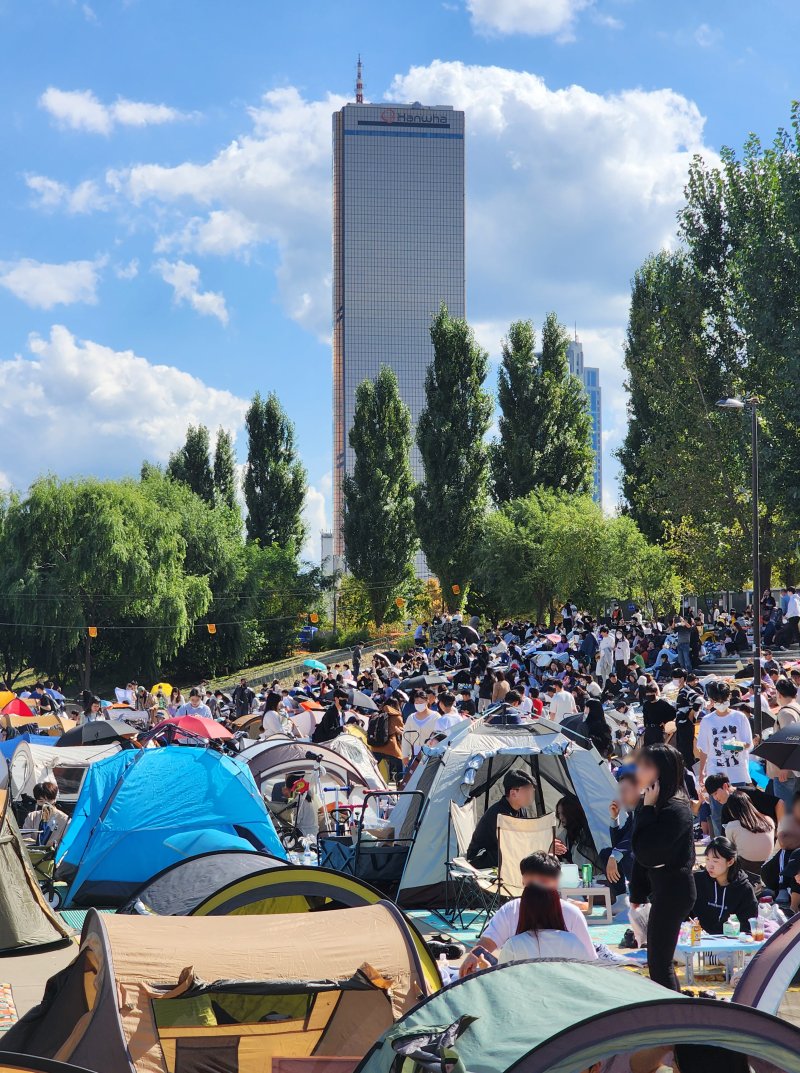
[82,633,92,691]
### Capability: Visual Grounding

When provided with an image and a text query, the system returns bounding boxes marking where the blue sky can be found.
[0,0,798,558]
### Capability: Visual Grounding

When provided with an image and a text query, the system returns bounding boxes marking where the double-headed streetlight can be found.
[716,395,762,735]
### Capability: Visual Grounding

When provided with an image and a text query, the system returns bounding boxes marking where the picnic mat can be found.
[406,911,630,948]
[59,907,115,931]
[0,984,18,1032]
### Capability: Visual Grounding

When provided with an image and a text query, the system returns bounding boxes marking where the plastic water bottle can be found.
[438,952,449,983]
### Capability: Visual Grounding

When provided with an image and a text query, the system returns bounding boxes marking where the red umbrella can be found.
[2,697,35,718]
[152,715,233,740]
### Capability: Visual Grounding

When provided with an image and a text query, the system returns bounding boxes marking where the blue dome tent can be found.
[55,746,284,907]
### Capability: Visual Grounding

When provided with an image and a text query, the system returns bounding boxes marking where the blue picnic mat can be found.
[59,908,115,931]
[406,910,630,948]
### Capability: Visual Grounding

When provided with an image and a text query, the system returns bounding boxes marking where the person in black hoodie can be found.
[690,836,758,934]
[631,743,696,990]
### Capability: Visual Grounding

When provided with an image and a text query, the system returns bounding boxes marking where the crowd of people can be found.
[6,595,800,1004]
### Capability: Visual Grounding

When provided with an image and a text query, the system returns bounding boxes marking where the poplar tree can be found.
[213,427,238,511]
[490,315,594,504]
[167,425,214,505]
[243,392,306,548]
[414,304,492,609]
[342,367,416,626]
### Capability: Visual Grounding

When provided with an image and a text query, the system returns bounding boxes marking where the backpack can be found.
[367,710,390,748]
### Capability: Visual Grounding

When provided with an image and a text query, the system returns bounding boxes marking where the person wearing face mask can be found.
[689,836,758,935]
[401,691,440,767]
[697,680,753,836]
[613,630,631,680]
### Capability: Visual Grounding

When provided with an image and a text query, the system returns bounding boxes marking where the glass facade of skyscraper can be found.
[332,101,466,559]
[567,338,603,503]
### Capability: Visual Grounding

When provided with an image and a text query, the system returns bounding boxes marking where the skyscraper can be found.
[332,87,466,559]
[567,336,603,503]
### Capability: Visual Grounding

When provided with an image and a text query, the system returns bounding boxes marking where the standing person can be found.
[597,627,614,684]
[492,670,510,704]
[765,678,800,808]
[786,587,800,646]
[697,680,753,835]
[640,684,675,747]
[232,677,255,718]
[477,669,495,712]
[630,743,696,991]
[401,691,439,768]
[599,769,640,905]
[368,697,404,781]
[674,619,693,673]
[546,679,577,724]
[613,629,631,680]
[673,669,702,771]
[351,643,363,677]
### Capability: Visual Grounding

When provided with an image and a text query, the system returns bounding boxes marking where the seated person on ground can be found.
[722,790,776,874]
[23,781,69,848]
[498,880,596,964]
[466,768,535,869]
[760,815,800,907]
[690,836,758,934]
[459,851,597,975]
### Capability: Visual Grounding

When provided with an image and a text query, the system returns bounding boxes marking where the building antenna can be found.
[574,321,578,342]
[355,55,364,104]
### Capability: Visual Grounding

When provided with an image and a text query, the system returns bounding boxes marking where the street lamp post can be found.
[716,396,762,736]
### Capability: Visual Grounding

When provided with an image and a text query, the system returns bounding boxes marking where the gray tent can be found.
[0,755,70,953]
[393,718,619,907]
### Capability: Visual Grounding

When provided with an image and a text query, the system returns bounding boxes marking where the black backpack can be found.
[367,710,390,748]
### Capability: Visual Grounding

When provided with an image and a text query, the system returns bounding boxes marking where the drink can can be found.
[691,922,702,945]
[581,864,592,887]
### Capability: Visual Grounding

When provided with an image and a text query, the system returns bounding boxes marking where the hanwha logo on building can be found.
[380,108,396,124]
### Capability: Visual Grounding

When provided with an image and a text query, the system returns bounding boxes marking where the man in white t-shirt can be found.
[545,680,577,724]
[401,692,440,763]
[697,679,753,836]
[433,691,467,736]
[459,852,597,975]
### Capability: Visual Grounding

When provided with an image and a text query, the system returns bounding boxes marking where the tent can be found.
[325,731,387,789]
[394,718,619,907]
[55,746,285,907]
[5,903,438,1073]
[0,735,53,762]
[241,738,385,801]
[0,1057,98,1073]
[355,961,800,1073]
[0,755,71,953]
[733,912,800,1026]
[0,712,76,738]
[9,742,121,815]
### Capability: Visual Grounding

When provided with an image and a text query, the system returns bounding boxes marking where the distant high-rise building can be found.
[567,336,602,503]
[332,83,466,565]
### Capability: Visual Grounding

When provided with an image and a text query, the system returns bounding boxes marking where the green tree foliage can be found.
[213,428,238,512]
[470,490,679,622]
[342,367,417,626]
[490,317,594,503]
[415,304,493,610]
[167,425,215,505]
[620,106,800,592]
[0,476,211,682]
[243,392,307,548]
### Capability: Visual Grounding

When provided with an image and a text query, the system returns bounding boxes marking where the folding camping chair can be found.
[443,800,497,929]
[495,813,558,899]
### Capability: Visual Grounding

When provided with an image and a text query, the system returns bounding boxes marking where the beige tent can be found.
[5,903,437,1073]
[0,756,71,953]
[9,742,120,811]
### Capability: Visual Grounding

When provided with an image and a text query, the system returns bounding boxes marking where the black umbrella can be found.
[459,625,481,644]
[753,725,800,770]
[57,719,139,747]
[351,689,379,712]
[400,673,450,690]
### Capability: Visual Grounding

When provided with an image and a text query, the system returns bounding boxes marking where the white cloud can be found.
[466,0,593,38]
[115,258,139,280]
[694,23,721,48]
[156,209,259,257]
[302,482,329,563]
[100,63,715,505]
[39,86,189,134]
[26,173,110,214]
[109,86,348,339]
[0,256,105,308]
[0,326,247,492]
[155,259,229,324]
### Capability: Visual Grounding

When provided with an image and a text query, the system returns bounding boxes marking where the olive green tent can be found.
[0,755,71,953]
[356,961,800,1073]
